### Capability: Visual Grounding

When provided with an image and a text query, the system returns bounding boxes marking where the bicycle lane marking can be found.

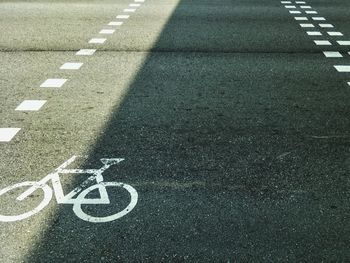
[0,156,138,223]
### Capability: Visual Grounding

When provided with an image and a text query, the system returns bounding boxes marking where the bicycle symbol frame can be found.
[0,156,138,223]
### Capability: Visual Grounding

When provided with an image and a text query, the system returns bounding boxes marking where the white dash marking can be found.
[60,62,83,70]
[89,38,106,44]
[281,1,292,3]
[314,40,332,46]
[0,128,21,142]
[124,8,136,12]
[295,17,308,21]
[40,79,67,88]
[300,23,314,28]
[323,51,343,58]
[16,100,47,111]
[76,49,96,56]
[99,29,115,34]
[307,31,322,36]
[348,82,350,86]
[300,5,311,9]
[312,17,325,21]
[334,65,350,72]
[319,23,334,28]
[337,41,350,45]
[327,31,343,36]
[289,10,301,14]
[116,15,130,19]
[285,5,296,8]
[305,10,317,14]
[295,1,306,3]
[108,21,123,26]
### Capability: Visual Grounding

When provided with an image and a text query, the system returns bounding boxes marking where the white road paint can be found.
[0,128,21,142]
[0,182,52,221]
[305,10,317,14]
[89,38,106,44]
[295,1,306,3]
[285,5,296,8]
[73,182,138,223]
[281,1,292,3]
[327,32,343,36]
[319,24,334,28]
[60,62,83,70]
[124,8,136,12]
[300,23,314,28]
[290,10,301,14]
[314,40,332,46]
[294,17,308,21]
[300,5,311,9]
[334,65,350,72]
[15,100,47,111]
[348,82,350,86]
[99,29,115,34]
[323,51,342,58]
[337,41,350,45]
[76,49,96,56]
[0,156,138,223]
[116,15,130,19]
[307,31,322,36]
[108,21,123,26]
[40,79,67,88]
[312,17,325,21]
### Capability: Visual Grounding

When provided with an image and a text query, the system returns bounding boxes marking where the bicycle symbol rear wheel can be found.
[72,182,138,223]
[0,181,52,222]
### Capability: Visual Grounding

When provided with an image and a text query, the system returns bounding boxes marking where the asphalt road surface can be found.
[1,0,350,261]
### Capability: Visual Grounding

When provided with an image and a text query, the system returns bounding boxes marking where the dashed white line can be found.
[40,79,67,88]
[295,17,308,21]
[89,38,107,44]
[305,10,317,14]
[124,8,136,12]
[300,5,311,9]
[295,1,306,4]
[60,63,83,70]
[312,17,325,21]
[323,51,343,58]
[15,100,47,111]
[108,21,123,26]
[337,41,350,45]
[0,128,21,142]
[281,1,292,3]
[300,23,314,28]
[76,49,96,56]
[327,32,343,36]
[334,65,350,72]
[319,24,334,28]
[314,40,332,46]
[116,15,130,19]
[307,31,322,36]
[99,29,116,35]
[290,10,301,14]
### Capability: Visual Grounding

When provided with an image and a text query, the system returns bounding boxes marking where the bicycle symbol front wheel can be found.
[0,181,52,222]
[72,182,138,223]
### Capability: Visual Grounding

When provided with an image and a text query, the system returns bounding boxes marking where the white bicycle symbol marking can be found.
[0,156,138,223]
